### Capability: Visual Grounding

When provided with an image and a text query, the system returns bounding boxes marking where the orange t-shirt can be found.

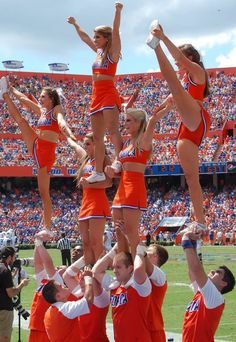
[182,280,224,342]
[111,281,151,342]
[148,280,167,333]
[29,286,50,332]
[44,296,89,342]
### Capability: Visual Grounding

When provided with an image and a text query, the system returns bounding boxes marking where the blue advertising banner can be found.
[145,162,228,176]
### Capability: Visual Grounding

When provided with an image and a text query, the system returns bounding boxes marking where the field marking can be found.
[169,282,190,287]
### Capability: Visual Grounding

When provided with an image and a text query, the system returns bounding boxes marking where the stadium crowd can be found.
[0,70,235,136]
[0,182,235,244]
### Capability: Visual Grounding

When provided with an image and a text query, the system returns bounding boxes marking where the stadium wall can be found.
[1,66,236,81]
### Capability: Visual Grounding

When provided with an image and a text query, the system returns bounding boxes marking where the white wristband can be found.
[107,249,117,260]
[136,244,147,256]
[84,276,93,285]
[66,267,77,277]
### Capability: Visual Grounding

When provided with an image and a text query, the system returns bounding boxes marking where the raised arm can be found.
[152,25,205,84]
[109,2,123,62]
[67,16,97,52]
[11,87,41,114]
[93,244,117,284]
[182,233,208,288]
[67,137,87,160]
[141,99,173,150]
[54,106,76,140]
[134,244,149,285]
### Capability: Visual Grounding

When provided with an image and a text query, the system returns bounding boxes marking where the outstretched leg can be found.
[37,167,52,230]
[154,45,202,131]
[177,139,205,224]
[3,93,37,154]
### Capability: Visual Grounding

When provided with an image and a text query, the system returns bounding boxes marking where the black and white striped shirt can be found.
[57,238,71,250]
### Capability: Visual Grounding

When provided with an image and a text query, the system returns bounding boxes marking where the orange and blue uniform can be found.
[147,267,168,342]
[112,140,150,211]
[28,282,50,342]
[44,296,89,342]
[90,50,121,116]
[178,72,211,146]
[108,276,152,342]
[79,158,111,220]
[182,279,225,342]
[79,290,109,342]
[33,108,60,171]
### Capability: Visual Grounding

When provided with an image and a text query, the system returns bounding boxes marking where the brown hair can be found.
[43,87,61,107]
[178,44,210,97]
[94,25,121,65]
[219,265,235,294]
[114,252,133,267]
[42,280,58,304]
[148,244,169,267]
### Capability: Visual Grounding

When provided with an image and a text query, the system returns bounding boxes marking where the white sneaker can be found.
[35,229,55,241]
[0,76,8,100]
[86,171,106,183]
[177,222,208,236]
[146,19,160,49]
[111,160,122,173]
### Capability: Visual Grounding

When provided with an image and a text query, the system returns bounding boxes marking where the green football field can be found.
[12,246,236,342]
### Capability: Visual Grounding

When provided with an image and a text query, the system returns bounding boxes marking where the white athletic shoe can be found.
[146,19,160,49]
[35,229,55,241]
[111,160,122,174]
[86,171,106,183]
[177,222,208,236]
[0,76,8,100]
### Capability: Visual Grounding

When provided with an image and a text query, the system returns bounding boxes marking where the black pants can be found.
[61,249,71,266]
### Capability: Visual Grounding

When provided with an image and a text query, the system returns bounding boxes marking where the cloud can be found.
[216,47,236,67]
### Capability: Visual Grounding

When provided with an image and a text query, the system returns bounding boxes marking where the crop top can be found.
[82,158,95,177]
[92,49,117,77]
[119,140,150,165]
[181,73,206,101]
[37,108,60,134]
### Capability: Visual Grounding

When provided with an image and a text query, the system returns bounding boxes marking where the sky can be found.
[0,0,236,75]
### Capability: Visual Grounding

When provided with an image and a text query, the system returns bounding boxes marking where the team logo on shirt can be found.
[93,58,109,70]
[186,299,200,312]
[83,164,95,174]
[38,116,52,126]
[182,81,189,92]
[110,293,128,307]
[119,148,136,160]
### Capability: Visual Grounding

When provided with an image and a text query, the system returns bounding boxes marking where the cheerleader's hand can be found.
[105,165,116,179]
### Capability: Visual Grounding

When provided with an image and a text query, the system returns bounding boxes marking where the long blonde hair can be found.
[126,108,148,150]
[94,25,121,64]
[76,133,94,184]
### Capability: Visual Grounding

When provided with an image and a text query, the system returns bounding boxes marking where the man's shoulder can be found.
[0,262,9,273]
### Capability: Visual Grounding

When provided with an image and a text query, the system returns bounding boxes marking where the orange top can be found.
[29,283,50,331]
[82,158,95,177]
[119,140,150,165]
[44,296,89,342]
[92,50,117,76]
[79,304,109,342]
[148,280,167,333]
[111,285,151,342]
[181,72,206,101]
[37,108,60,134]
[182,290,224,342]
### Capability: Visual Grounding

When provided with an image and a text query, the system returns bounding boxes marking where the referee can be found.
[57,232,71,266]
